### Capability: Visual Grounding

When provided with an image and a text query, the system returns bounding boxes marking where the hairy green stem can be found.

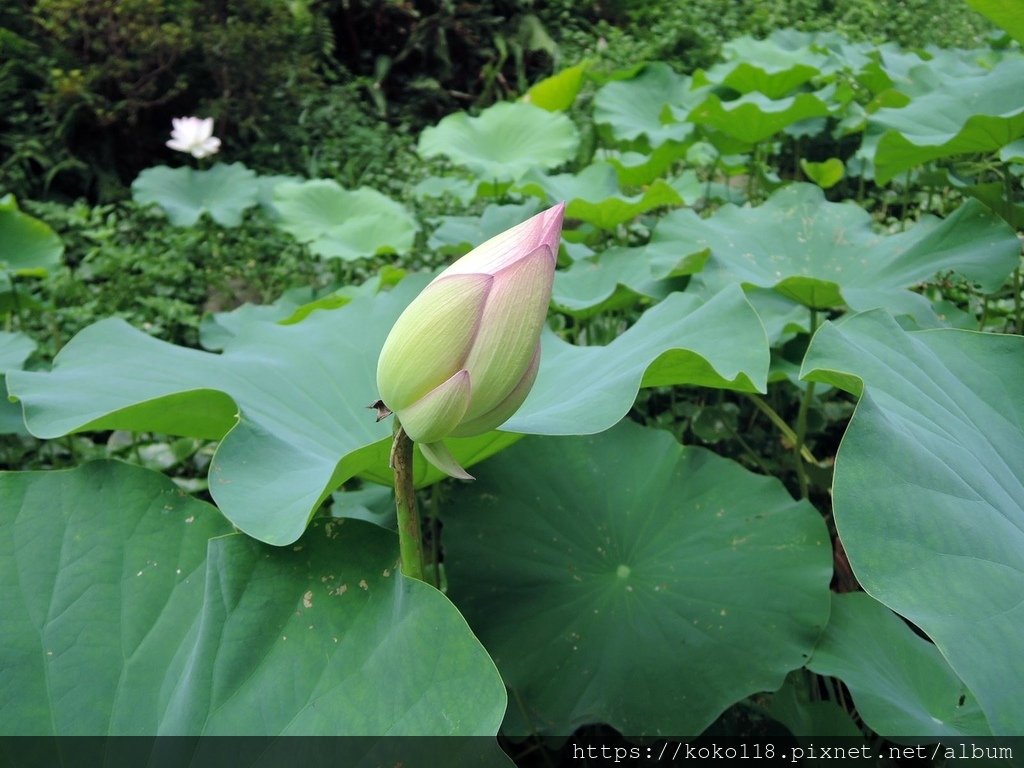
[901,169,912,229]
[8,276,24,330]
[1013,267,1022,335]
[390,424,426,582]
[722,420,772,476]
[742,393,819,465]
[429,482,442,589]
[794,380,817,499]
[793,308,820,499]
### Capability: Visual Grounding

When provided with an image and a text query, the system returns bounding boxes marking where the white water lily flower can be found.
[166,116,221,159]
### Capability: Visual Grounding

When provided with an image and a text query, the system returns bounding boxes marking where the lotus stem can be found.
[1014,267,1022,335]
[390,423,426,582]
[429,482,442,589]
[793,308,819,499]
[742,393,818,466]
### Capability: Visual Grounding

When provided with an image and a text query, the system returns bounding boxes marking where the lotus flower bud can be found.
[376,203,564,479]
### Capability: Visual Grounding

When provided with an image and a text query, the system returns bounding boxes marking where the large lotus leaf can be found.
[808,592,990,737]
[0,330,36,435]
[861,45,938,96]
[5,279,426,545]
[428,202,542,255]
[0,461,508,741]
[865,47,992,104]
[131,163,259,227]
[677,184,1019,312]
[8,280,765,543]
[417,102,579,181]
[869,56,1024,184]
[506,284,768,434]
[516,163,682,229]
[523,62,588,111]
[741,288,809,347]
[552,247,667,317]
[255,173,302,219]
[273,180,417,261]
[412,175,479,205]
[0,194,63,277]
[800,157,845,189]
[767,672,863,740]
[0,330,34,372]
[701,33,829,98]
[605,141,690,187]
[801,311,1024,735]
[949,174,1024,230]
[199,273,393,352]
[442,421,832,737]
[966,0,1024,44]
[592,62,699,147]
[552,241,707,317]
[550,206,717,317]
[678,90,833,146]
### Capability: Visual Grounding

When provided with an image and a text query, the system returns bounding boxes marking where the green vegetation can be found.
[2,0,1021,760]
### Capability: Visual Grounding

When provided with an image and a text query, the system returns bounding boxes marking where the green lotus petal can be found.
[451,344,539,438]
[131,163,259,227]
[377,273,491,412]
[442,203,562,278]
[420,440,474,481]
[417,102,579,181]
[0,194,64,276]
[0,461,508,738]
[443,421,831,736]
[355,432,524,488]
[808,593,991,737]
[801,311,1024,735]
[461,246,554,421]
[398,369,471,444]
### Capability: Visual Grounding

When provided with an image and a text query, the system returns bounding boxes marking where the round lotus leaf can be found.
[417,101,579,181]
[131,163,259,227]
[0,194,63,276]
[274,179,418,261]
[0,462,508,738]
[443,421,832,737]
